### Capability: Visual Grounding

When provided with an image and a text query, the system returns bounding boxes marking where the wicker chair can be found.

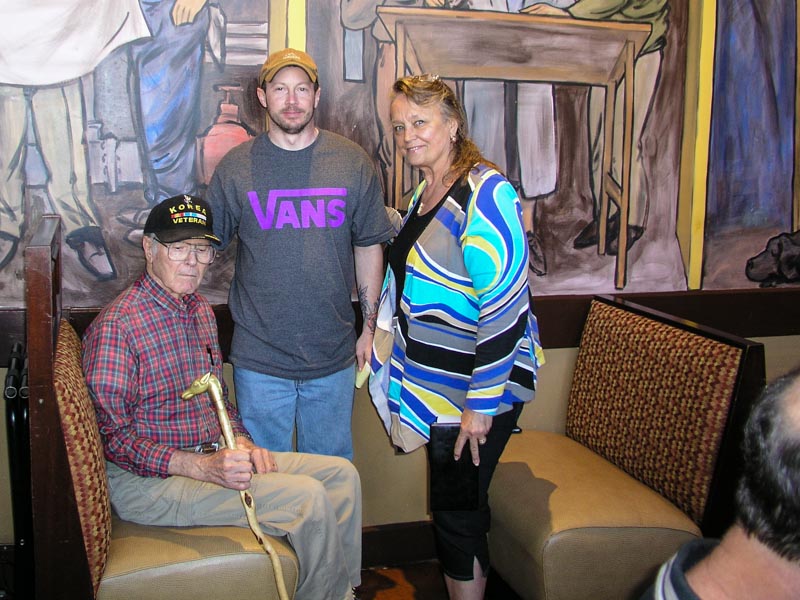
[488,295,765,600]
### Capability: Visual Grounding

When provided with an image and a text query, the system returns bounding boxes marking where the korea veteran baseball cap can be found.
[143,194,221,244]
[259,47,318,85]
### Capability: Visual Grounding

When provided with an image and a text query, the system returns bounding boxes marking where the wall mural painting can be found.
[706,0,798,289]
[0,0,796,310]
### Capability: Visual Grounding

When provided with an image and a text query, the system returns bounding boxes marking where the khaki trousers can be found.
[107,452,362,600]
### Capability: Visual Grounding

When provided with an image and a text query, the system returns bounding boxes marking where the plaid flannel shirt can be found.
[82,272,250,477]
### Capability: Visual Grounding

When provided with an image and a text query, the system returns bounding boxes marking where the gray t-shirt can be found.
[208,130,393,378]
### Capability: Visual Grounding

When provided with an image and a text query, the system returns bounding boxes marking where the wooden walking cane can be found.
[182,372,291,600]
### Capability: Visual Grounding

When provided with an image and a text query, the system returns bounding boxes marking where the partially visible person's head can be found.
[142,194,220,299]
[390,74,497,183]
[257,48,320,135]
[736,365,800,561]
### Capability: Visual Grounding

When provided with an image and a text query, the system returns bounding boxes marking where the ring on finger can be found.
[478,438,487,445]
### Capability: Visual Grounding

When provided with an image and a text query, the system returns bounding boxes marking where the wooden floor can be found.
[357,561,523,600]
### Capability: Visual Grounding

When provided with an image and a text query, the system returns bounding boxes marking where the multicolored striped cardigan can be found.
[369,164,545,452]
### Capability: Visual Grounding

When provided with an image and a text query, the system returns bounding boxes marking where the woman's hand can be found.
[454,409,493,466]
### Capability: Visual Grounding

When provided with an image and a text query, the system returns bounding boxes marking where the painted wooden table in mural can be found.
[377,7,650,289]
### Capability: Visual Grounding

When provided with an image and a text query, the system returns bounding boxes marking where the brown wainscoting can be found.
[615,287,800,339]
[359,521,523,599]
[0,287,798,366]
[362,521,437,568]
[533,287,800,349]
[0,543,14,596]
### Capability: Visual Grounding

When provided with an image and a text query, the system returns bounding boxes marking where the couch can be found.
[488,295,766,600]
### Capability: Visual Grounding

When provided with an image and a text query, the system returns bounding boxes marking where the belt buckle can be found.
[196,442,219,454]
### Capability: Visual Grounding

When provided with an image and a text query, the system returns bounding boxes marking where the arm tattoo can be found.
[358,284,378,334]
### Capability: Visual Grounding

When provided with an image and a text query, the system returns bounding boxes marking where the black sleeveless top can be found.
[387,181,457,310]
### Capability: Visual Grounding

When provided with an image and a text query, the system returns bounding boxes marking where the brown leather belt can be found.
[182,441,220,454]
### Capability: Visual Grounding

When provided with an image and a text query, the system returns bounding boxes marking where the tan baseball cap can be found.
[259,48,318,85]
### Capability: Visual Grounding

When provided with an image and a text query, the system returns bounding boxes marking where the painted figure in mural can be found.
[525,0,670,256]
[82,194,362,600]
[459,0,576,277]
[207,48,394,461]
[340,0,426,203]
[0,1,149,278]
[342,0,567,276]
[641,364,800,600]
[369,74,544,600]
[124,0,210,226]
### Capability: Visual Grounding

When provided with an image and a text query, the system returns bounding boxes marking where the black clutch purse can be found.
[428,422,479,511]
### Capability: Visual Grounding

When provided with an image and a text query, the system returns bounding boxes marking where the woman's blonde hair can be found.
[391,74,501,184]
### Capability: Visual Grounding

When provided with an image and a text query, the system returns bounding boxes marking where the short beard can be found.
[267,105,314,135]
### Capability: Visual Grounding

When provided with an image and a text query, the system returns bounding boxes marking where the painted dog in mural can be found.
[745,230,800,287]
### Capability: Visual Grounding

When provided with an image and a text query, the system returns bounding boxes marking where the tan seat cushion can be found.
[489,431,700,600]
[98,517,299,600]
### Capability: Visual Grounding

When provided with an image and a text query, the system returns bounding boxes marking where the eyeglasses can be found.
[154,238,216,264]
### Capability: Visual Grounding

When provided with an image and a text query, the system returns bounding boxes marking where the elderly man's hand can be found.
[192,448,255,490]
[236,436,279,474]
[169,437,279,489]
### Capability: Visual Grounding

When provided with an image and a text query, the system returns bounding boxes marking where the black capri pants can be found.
[426,402,524,580]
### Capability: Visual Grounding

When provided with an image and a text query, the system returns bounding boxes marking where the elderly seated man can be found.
[643,364,800,599]
[82,194,362,600]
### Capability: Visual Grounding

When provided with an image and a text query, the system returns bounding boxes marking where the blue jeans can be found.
[234,365,356,460]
